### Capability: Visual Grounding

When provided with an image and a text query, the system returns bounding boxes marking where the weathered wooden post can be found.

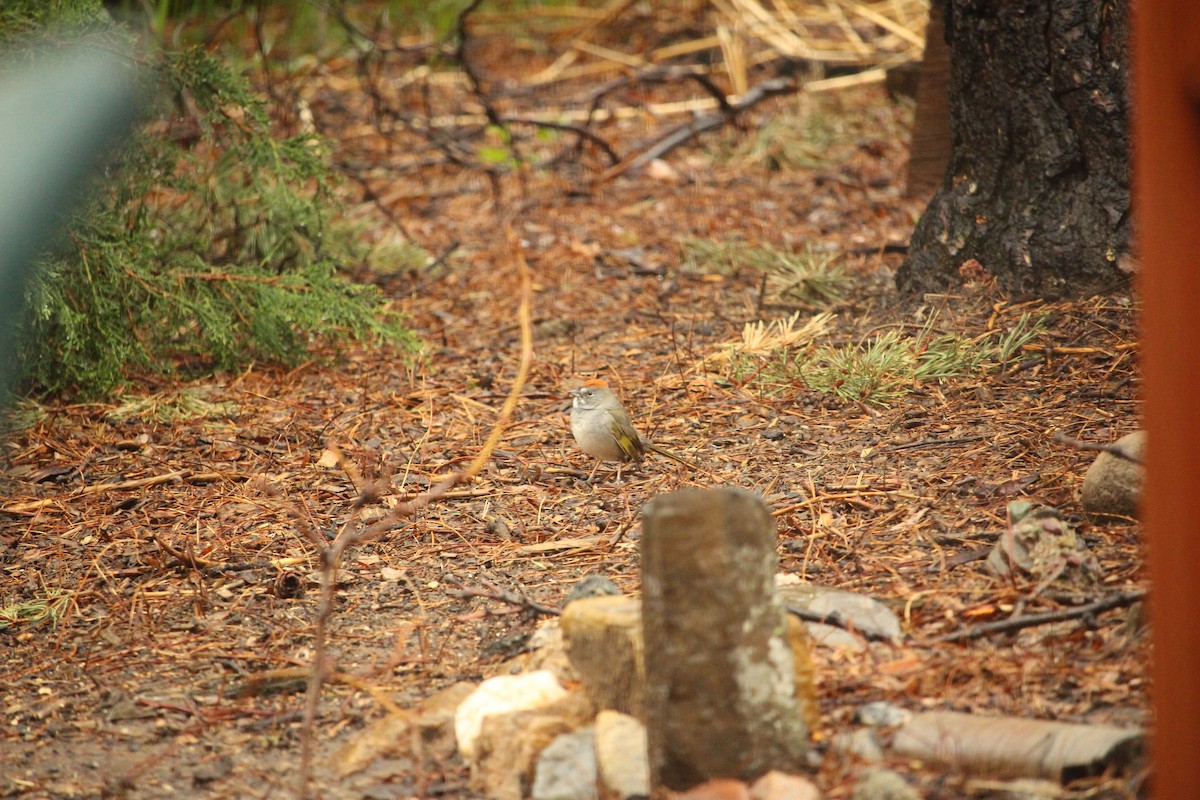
[1134,0,1200,795]
[904,0,951,200]
[640,487,808,790]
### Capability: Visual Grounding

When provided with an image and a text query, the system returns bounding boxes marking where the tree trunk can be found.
[896,0,1131,298]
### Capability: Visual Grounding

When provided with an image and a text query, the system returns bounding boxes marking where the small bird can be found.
[568,379,694,482]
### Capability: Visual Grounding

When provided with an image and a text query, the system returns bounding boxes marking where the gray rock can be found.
[1081,430,1145,521]
[855,701,912,728]
[778,583,903,649]
[565,574,621,607]
[828,729,885,762]
[532,729,598,800]
[851,768,920,800]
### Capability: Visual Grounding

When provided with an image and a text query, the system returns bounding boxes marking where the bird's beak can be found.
[568,388,582,399]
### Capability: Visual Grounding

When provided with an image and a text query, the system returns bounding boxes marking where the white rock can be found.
[455,671,569,761]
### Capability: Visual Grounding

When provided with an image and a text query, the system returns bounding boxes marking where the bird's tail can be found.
[645,442,698,470]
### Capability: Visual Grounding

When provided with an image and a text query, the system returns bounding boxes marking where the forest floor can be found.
[1,7,1145,799]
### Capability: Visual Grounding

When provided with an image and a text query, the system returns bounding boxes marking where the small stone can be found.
[1080,430,1145,521]
[856,702,912,728]
[595,711,650,800]
[851,768,919,800]
[565,574,621,607]
[675,779,753,800]
[335,681,477,777]
[413,681,479,760]
[474,691,596,800]
[532,729,598,800]
[749,770,820,800]
[192,755,233,785]
[503,619,575,684]
[528,619,562,652]
[828,729,884,762]
[561,595,644,717]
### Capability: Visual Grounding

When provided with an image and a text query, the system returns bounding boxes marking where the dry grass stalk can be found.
[2,469,225,515]
[715,0,922,63]
[718,23,749,95]
[710,311,837,364]
[526,0,926,93]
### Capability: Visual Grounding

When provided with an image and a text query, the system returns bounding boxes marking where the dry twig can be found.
[597,75,797,183]
[284,224,536,800]
[924,590,1146,644]
[1052,431,1144,466]
[2,470,225,515]
[787,605,900,643]
[442,574,562,617]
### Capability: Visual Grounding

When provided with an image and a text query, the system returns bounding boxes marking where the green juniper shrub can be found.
[3,2,418,398]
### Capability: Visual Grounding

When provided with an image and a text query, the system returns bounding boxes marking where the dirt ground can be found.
[1,11,1146,800]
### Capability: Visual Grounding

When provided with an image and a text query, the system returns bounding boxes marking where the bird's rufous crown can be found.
[581,379,609,388]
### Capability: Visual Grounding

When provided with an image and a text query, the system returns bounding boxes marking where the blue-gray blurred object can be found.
[0,45,140,396]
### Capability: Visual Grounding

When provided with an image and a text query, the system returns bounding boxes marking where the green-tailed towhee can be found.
[568,379,693,481]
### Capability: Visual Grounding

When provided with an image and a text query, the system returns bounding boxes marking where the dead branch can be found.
[787,606,900,644]
[425,240,461,273]
[91,470,224,492]
[623,64,738,115]
[887,435,985,452]
[451,0,524,203]
[442,574,562,617]
[571,62,735,117]
[924,589,1147,644]
[393,486,492,502]
[501,115,621,164]
[770,489,901,517]
[151,532,218,571]
[596,75,797,183]
[2,470,226,515]
[1052,431,1144,466]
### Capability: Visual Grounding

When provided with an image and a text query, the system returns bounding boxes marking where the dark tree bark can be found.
[896,0,1131,297]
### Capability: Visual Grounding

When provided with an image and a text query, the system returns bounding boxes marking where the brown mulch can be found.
[1,7,1145,800]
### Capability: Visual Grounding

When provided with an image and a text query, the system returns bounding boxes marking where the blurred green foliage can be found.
[2,0,418,398]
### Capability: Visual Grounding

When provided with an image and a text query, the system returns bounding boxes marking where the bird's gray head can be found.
[570,380,612,412]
